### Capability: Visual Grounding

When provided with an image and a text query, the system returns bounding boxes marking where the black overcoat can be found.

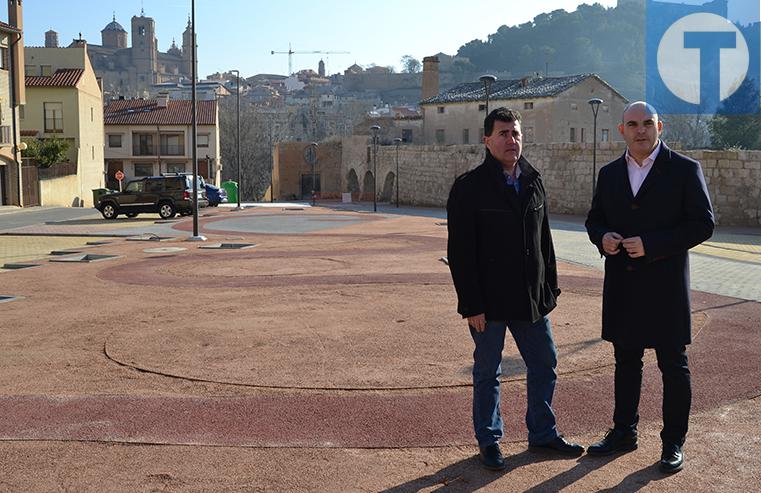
[447,153,560,323]
[585,143,714,347]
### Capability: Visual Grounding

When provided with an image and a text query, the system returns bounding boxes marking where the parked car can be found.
[161,173,209,215]
[95,175,209,220]
[204,183,228,207]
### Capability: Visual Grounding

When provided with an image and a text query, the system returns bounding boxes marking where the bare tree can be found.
[219,98,293,201]
[661,113,712,150]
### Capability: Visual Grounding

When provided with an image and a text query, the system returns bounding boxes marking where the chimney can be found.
[8,0,24,104]
[156,92,169,108]
[421,56,440,100]
[45,30,59,48]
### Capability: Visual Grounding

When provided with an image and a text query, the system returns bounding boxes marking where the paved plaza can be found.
[0,204,759,492]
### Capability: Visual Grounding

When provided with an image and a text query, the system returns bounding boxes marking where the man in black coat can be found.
[585,101,714,473]
[447,107,583,471]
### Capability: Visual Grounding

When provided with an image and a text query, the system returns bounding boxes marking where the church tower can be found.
[131,10,158,85]
[181,17,196,80]
[102,14,127,49]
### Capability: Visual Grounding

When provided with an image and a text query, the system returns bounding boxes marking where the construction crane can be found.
[271,43,350,75]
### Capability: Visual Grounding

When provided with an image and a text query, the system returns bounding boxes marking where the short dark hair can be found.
[484,107,522,137]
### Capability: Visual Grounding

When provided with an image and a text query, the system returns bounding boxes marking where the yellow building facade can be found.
[21,43,104,207]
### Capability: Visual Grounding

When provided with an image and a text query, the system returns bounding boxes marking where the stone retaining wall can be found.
[353,141,761,226]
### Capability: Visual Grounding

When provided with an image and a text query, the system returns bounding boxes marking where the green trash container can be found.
[221,181,238,204]
[92,188,110,207]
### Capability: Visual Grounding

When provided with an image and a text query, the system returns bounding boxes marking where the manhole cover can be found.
[2,263,42,270]
[50,254,122,263]
[198,243,257,250]
[126,235,174,242]
[50,250,84,256]
[86,241,112,246]
[143,247,187,254]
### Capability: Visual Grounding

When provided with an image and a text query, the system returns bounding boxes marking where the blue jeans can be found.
[470,316,559,447]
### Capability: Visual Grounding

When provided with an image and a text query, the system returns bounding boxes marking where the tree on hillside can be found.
[708,79,761,150]
[400,55,421,73]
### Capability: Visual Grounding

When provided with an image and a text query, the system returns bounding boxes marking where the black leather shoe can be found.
[529,435,585,456]
[659,443,684,473]
[479,443,506,470]
[587,429,638,456]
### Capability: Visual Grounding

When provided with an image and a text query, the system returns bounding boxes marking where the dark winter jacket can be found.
[447,152,560,323]
[585,143,714,347]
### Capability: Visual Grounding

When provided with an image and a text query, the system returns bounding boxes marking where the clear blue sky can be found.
[21,1,617,78]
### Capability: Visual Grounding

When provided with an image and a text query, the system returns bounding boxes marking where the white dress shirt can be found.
[625,141,661,196]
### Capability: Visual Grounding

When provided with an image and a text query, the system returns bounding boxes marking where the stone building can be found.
[43,11,194,99]
[420,73,628,145]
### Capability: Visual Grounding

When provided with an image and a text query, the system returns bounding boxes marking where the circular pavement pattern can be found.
[104,282,708,390]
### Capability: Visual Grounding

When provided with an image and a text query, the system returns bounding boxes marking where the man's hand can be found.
[468,313,486,333]
[602,232,623,255]
[622,236,645,258]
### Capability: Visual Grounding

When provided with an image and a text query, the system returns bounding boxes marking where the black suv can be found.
[96,175,209,220]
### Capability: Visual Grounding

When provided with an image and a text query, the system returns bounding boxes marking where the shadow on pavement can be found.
[516,453,646,492]
[379,450,608,493]
[595,463,670,493]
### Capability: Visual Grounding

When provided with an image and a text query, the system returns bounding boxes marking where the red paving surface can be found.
[1,207,759,491]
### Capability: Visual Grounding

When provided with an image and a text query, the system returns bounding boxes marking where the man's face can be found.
[618,105,663,160]
[484,119,522,169]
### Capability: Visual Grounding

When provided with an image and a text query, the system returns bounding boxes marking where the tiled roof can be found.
[104,99,217,126]
[25,69,84,88]
[421,74,610,105]
[0,21,20,33]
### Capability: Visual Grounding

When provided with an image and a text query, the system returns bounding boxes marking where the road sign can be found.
[115,170,125,181]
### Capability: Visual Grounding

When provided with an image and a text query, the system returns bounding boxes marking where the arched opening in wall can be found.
[361,170,374,202]
[380,172,395,203]
[346,169,360,195]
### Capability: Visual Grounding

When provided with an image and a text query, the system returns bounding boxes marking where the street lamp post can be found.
[393,137,402,208]
[308,142,318,206]
[231,69,241,209]
[479,74,497,115]
[370,125,380,212]
[588,98,603,196]
[188,0,205,241]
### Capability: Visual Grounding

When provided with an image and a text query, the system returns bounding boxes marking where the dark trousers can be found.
[613,343,691,446]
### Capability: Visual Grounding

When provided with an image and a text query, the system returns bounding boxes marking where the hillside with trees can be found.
[456,2,645,100]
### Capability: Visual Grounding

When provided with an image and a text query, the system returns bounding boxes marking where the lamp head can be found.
[479,74,497,86]
[588,98,603,108]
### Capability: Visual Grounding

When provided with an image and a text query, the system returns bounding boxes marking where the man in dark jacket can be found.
[447,107,583,471]
[585,101,714,473]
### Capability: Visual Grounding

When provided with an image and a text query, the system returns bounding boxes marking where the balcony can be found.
[132,143,156,156]
[160,144,185,156]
